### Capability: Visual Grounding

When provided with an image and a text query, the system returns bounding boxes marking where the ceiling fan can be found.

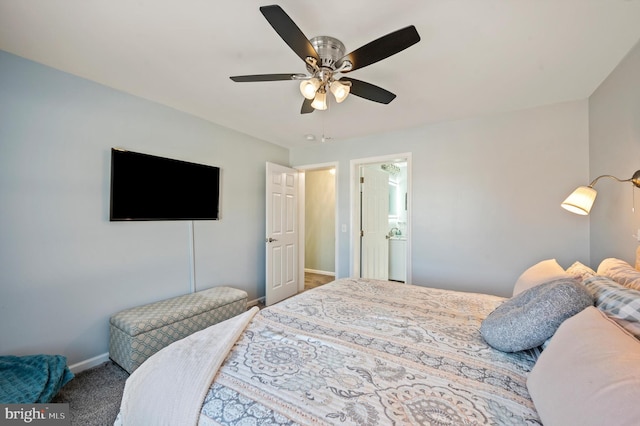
[230,5,421,114]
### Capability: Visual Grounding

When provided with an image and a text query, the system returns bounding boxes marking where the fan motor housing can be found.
[309,36,346,71]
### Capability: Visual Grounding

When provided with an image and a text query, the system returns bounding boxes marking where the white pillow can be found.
[597,257,640,290]
[565,261,596,281]
[527,306,640,426]
[512,259,568,296]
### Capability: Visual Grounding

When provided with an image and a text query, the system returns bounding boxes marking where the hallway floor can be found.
[304,272,335,291]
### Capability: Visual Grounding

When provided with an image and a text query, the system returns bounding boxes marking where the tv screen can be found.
[110,148,220,221]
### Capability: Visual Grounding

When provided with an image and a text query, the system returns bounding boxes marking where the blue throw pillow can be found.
[480,278,593,352]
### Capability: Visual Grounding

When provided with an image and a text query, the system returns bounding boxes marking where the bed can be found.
[116,259,640,426]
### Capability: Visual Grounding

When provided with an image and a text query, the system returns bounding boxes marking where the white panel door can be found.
[266,162,299,306]
[361,166,389,279]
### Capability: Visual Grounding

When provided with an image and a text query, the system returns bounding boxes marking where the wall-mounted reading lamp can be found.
[561,170,640,215]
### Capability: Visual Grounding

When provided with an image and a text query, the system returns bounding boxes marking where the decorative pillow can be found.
[481,278,593,352]
[512,259,569,297]
[583,275,640,339]
[565,261,596,281]
[527,306,640,426]
[597,257,640,290]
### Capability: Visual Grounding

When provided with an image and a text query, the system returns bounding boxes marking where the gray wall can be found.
[291,101,591,297]
[0,51,288,364]
[589,41,640,267]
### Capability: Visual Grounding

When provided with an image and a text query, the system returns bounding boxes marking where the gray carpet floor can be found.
[52,361,128,426]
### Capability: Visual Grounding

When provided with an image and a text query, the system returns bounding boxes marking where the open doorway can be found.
[350,154,411,284]
[297,163,339,292]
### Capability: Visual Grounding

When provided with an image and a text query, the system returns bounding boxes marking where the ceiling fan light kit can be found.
[230,5,421,114]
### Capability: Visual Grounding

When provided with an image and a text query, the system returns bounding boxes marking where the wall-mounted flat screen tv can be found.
[110,148,220,221]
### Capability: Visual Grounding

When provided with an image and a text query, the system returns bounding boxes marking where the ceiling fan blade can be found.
[230,73,304,82]
[337,25,420,72]
[341,77,396,104]
[301,98,314,114]
[260,5,319,63]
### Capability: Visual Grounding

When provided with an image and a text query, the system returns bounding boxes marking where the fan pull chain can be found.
[321,104,329,143]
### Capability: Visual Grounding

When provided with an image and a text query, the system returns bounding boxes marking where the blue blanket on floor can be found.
[0,354,74,403]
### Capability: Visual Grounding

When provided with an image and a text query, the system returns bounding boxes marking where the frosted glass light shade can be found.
[330,80,350,103]
[561,186,597,215]
[311,90,328,110]
[299,78,320,100]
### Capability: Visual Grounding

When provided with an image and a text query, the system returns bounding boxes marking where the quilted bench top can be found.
[110,286,247,335]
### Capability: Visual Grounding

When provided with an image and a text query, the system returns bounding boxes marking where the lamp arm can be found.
[588,170,640,188]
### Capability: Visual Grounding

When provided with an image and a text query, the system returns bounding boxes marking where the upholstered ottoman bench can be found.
[109,286,247,374]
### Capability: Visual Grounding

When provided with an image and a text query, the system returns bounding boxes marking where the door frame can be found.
[350,153,412,284]
[294,161,340,292]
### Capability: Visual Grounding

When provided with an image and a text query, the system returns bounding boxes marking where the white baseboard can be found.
[68,352,110,374]
[304,268,335,276]
[247,297,264,307]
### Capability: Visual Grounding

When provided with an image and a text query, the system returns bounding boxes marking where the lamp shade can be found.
[299,78,320,100]
[311,90,328,110]
[561,186,597,215]
[330,80,350,103]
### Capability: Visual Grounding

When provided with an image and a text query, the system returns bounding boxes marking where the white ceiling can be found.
[2,1,640,149]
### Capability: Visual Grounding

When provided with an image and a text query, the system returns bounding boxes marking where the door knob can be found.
[266,237,278,243]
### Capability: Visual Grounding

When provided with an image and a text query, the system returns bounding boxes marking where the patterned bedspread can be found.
[199,278,541,425]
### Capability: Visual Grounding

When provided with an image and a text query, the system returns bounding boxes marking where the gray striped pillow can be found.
[597,258,640,290]
[583,275,640,339]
